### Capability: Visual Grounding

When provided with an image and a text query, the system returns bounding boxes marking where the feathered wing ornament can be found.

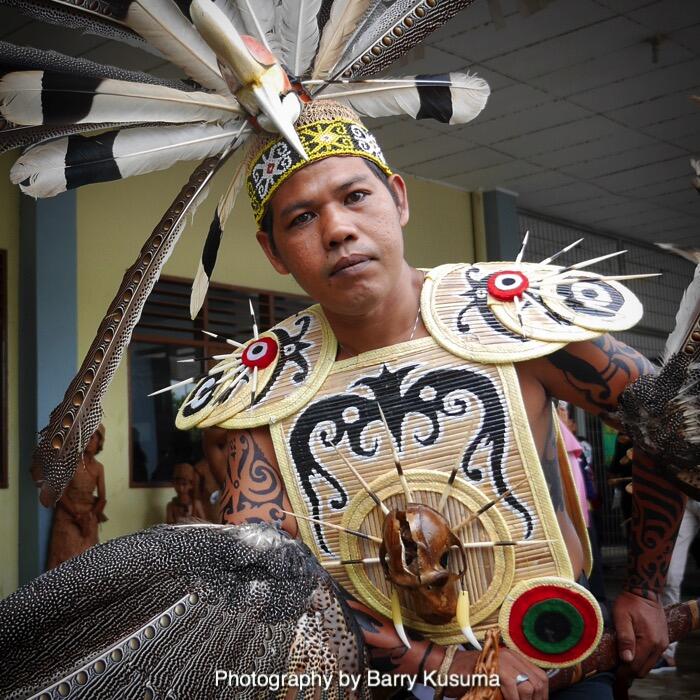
[617,264,700,497]
[0,523,370,700]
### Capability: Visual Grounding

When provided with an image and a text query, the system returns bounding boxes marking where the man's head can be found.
[246,101,410,316]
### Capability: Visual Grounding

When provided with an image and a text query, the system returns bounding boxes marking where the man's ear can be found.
[388,173,409,226]
[256,229,290,275]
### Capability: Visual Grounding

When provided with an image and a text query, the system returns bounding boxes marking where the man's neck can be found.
[324,265,427,360]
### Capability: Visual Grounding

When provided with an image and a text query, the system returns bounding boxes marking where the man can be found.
[210,101,685,700]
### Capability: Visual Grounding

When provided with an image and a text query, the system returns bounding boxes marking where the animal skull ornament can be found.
[379,503,466,624]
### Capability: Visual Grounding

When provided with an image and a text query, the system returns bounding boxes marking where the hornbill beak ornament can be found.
[189,0,307,159]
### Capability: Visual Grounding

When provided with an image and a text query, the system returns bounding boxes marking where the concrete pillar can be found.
[482,189,520,262]
[18,192,77,584]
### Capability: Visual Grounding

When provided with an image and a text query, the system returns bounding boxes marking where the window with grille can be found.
[129,275,309,485]
[0,250,6,489]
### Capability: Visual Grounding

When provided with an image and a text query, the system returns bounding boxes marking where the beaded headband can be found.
[245,101,393,225]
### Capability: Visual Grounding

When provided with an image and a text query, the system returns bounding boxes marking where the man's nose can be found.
[320,205,357,248]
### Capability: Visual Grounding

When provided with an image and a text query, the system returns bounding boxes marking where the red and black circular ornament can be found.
[499,577,603,667]
[241,336,278,369]
[487,270,529,301]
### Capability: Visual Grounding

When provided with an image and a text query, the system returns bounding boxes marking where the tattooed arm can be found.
[524,334,686,675]
[218,426,298,536]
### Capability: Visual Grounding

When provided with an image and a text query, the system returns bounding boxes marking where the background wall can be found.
[74,159,476,546]
[0,151,20,597]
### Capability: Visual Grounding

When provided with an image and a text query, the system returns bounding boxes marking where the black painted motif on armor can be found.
[457,266,526,341]
[254,314,313,404]
[289,362,533,554]
[457,266,576,340]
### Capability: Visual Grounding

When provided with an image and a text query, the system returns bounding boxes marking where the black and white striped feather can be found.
[11,122,244,198]
[190,152,248,318]
[321,73,490,124]
[0,71,240,127]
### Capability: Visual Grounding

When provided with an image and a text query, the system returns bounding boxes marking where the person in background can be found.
[46,424,107,570]
[193,427,228,522]
[166,462,207,524]
[557,402,608,616]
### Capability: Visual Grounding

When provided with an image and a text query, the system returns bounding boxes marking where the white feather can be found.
[322,73,490,124]
[236,0,280,54]
[10,122,242,198]
[212,0,244,31]
[0,71,241,126]
[279,0,323,76]
[663,264,700,362]
[125,0,228,93]
[312,0,372,80]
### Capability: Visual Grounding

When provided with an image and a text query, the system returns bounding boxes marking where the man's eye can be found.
[290,212,313,227]
[346,191,366,204]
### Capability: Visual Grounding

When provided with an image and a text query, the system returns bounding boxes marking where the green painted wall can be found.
[0,151,20,598]
[2,153,475,592]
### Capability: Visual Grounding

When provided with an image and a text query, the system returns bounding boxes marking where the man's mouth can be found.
[330,254,372,277]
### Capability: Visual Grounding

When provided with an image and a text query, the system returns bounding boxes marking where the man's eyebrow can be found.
[278,175,371,220]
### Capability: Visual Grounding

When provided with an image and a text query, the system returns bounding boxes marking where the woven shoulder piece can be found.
[176,305,337,430]
[422,262,643,364]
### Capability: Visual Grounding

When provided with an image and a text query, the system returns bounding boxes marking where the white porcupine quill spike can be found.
[33,152,233,508]
[663,264,700,362]
[124,0,228,93]
[311,0,372,80]
[10,122,242,199]
[237,0,279,55]
[319,74,490,125]
[190,150,249,319]
[0,72,240,127]
[279,0,323,77]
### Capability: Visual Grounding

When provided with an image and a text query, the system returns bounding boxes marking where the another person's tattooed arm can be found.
[525,335,686,675]
[218,426,298,536]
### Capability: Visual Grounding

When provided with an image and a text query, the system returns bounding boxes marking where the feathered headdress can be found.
[0,0,488,505]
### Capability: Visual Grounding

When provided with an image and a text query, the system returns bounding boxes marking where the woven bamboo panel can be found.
[273,336,573,644]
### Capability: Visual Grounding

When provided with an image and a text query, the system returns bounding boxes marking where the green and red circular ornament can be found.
[498,577,603,668]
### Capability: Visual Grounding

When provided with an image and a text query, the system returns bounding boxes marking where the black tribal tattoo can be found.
[547,335,655,414]
[220,431,288,525]
[543,335,682,599]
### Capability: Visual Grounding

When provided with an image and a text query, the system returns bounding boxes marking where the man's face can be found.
[256,156,409,316]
